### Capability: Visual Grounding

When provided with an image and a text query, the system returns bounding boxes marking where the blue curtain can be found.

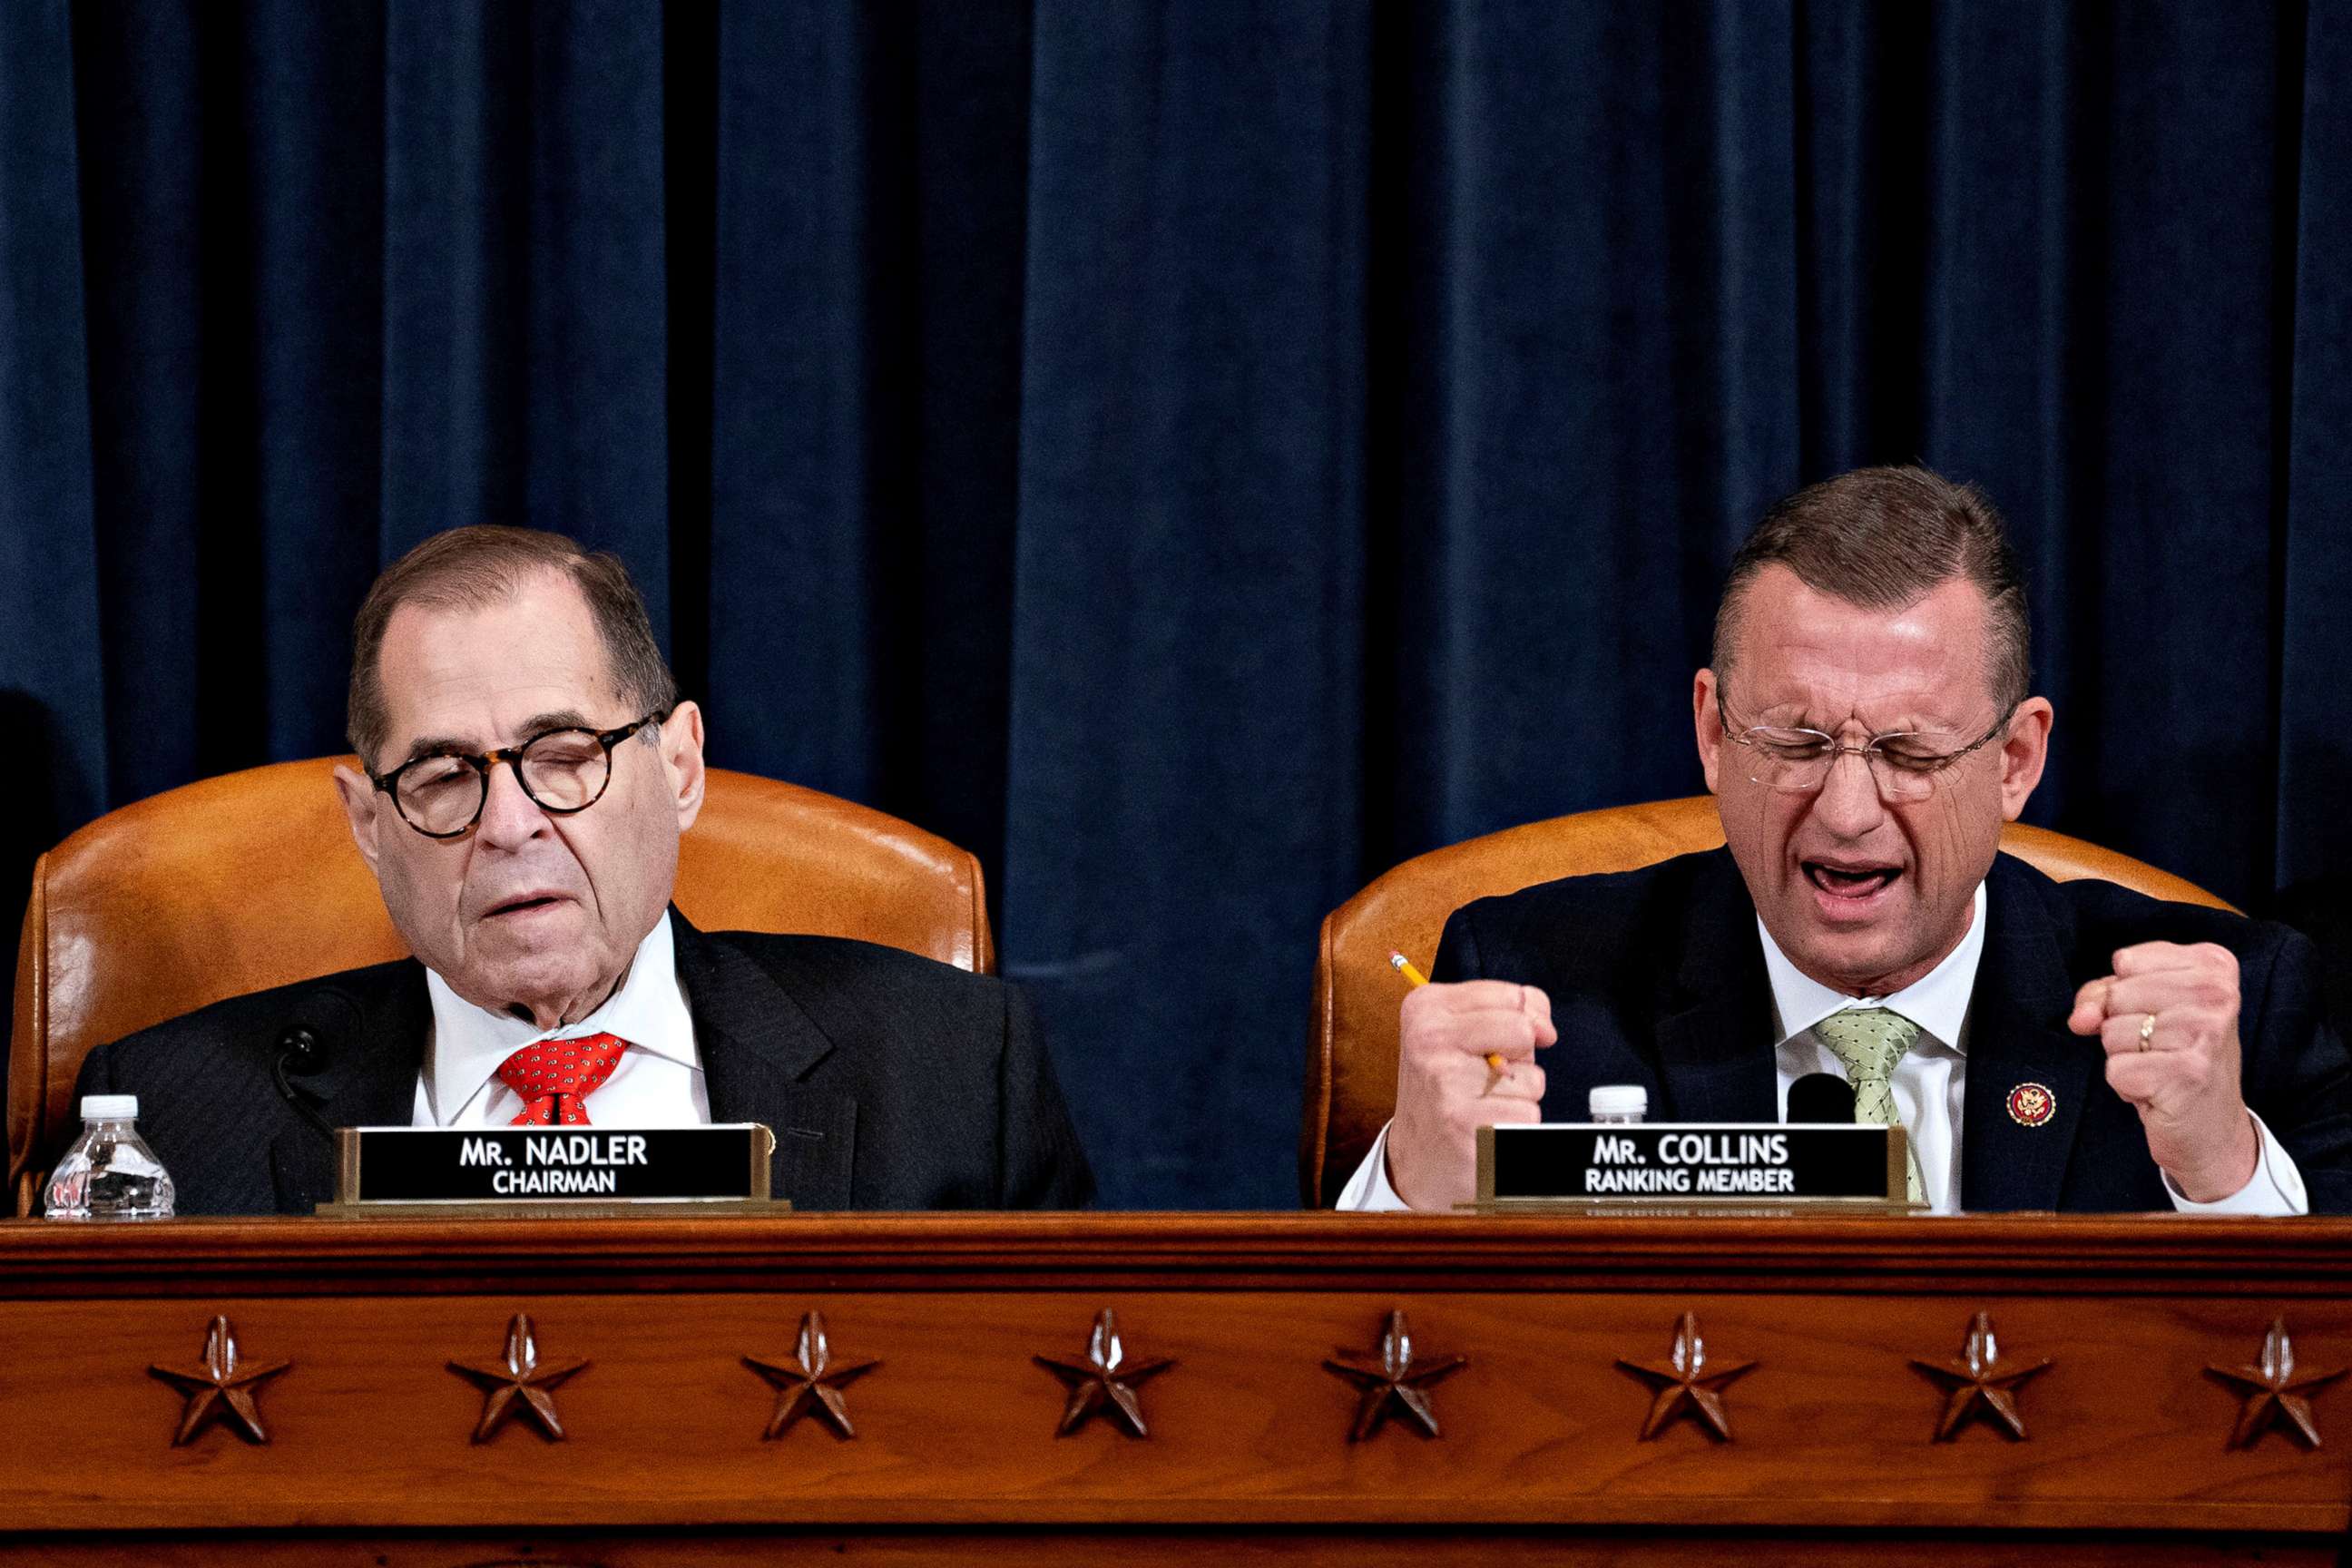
[3,0,2347,1207]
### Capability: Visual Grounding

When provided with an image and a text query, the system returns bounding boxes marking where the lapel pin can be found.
[2006,1083,2055,1128]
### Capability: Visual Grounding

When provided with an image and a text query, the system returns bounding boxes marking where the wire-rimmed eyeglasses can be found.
[1715,690,2015,803]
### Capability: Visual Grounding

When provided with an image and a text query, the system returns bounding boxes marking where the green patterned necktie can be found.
[1811,1007,1927,1206]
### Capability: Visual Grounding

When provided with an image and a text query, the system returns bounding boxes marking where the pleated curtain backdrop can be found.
[3,1,2347,1207]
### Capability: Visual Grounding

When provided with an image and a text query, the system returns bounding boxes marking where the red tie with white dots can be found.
[495,1033,630,1126]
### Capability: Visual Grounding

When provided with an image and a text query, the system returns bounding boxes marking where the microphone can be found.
[273,987,361,1139]
[1787,1072,1857,1124]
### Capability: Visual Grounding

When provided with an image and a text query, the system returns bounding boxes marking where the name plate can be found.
[334,1124,775,1205]
[1476,1122,1908,1206]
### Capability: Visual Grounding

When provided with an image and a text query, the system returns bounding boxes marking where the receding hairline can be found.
[377,560,593,637]
[1717,555,1994,642]
[347,526,679,768]
[363,573,631,746]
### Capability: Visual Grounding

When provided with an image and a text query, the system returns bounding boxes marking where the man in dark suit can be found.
[71,526,1091,1215]
[1346,466,2352,1213]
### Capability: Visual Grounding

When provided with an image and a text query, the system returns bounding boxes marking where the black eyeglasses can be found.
[368,710,669,839]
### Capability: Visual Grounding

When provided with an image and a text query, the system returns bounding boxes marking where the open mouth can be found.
[485,894,564,919]
[1803,861,1900,899]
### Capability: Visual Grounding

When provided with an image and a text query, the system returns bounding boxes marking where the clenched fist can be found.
[2067,940,2260,1202]
[1386,980,1555,1210]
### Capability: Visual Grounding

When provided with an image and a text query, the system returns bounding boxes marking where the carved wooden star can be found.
[1324,1308,1467,1441]
[447,1313,589,1443]
[2208,1318,2345,1449]
[1912,1311,2052,1441]
[149,1316,290,1446]
[1034,1308,1173,1437]
[744,1310,880,1439]
[1615,1310,1756,1440]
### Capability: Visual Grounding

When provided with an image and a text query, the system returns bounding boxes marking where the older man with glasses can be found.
[70,526,1092,1215]
[1344,466,2352,1214]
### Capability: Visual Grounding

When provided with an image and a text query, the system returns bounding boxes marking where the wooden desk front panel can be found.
[2,1213,2347,1552]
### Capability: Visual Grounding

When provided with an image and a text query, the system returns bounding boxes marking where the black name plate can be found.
[1477,1122,1906,1205]
[335,1124,774,1205]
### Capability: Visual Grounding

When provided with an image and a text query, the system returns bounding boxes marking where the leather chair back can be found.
[8,759,995,1213]
[1301,795,2237,1206]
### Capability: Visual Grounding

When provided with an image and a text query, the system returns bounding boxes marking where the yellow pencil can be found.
[1388,951,1507,1076]
[1387,950,1430,988]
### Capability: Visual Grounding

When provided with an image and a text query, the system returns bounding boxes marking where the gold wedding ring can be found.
[2137,1013,2156,1052]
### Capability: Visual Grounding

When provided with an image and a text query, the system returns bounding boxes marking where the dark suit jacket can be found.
[70,913,1094,1215]
[1433,848,2352,1212]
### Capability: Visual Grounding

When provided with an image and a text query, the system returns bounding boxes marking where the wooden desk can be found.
[4,1212,2349,1563]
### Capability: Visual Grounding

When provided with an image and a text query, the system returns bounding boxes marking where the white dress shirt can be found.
[1338,882,2307,1214]
[413,912,710,1128]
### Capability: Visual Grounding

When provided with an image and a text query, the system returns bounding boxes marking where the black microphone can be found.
[273,987,360,1139]
[1787,1072,1857,1124]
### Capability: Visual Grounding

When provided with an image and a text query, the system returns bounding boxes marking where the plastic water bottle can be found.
[1589,1084,1649,1125]
[44,1095,176,1220]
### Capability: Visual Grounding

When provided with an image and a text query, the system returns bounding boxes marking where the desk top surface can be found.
[6,1210,2349,1297]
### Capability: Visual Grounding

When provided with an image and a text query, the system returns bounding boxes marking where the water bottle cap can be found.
[1588,1084,1648,1119]
[80,1094,139,1121]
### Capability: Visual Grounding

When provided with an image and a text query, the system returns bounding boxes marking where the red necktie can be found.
[496,1033,629,1125]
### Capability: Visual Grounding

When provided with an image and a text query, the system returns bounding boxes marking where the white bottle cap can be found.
[1588,1084,1648,1120]
[80,1094,139,1121]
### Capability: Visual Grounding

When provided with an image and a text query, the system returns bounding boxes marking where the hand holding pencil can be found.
[1382,948,1554,1211]
[1390,952,1508,1083]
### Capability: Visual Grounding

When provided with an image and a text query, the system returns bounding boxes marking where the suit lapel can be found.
[269,966,432,1212]
[1652,851,1780,1122]
[671,913,859,1209]
[1959,858,2097,1211]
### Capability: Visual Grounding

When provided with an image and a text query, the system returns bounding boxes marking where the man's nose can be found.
[475,759,552,848]
[1808,749,1889,838]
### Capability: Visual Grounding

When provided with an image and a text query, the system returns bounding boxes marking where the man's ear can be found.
[661,701,708,833]
[1693,668,1724,794]
[332,762,383,877]
[1997,696,2054,822]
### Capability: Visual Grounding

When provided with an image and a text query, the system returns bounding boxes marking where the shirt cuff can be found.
[1334,1121,1414,1211]
[2163,1111,2308,1216]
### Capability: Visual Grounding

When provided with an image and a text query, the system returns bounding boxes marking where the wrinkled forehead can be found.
[375,573,624,752]
[1725,567,1999,728]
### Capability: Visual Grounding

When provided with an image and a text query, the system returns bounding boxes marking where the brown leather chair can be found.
[1300,795,2237,1206]
[8,759,995,1214]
